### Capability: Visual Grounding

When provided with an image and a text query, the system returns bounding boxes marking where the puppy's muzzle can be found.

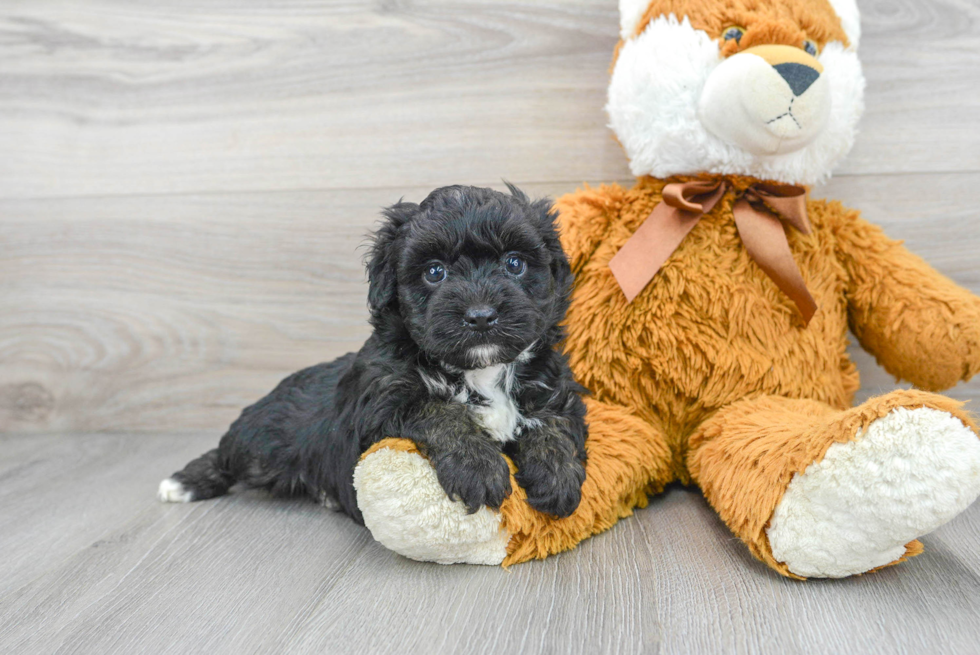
[463,305,499,332]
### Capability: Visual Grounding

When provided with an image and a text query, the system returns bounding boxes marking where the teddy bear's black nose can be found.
[773,62,820,96]
[463,306,498,331]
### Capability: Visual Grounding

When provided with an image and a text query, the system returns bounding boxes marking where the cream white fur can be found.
[827,0,861,50]
[698,51,830,155]
[767,408,980,578]
[467,344,501,368]
[354,447,509,565]
[463,363,521,443]
[157,477,193,503]
[516,341,537,363]
[619,0,650,40]
[606,15,864,185]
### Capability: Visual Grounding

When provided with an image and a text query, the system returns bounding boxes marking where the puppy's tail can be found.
[157,448,234,503]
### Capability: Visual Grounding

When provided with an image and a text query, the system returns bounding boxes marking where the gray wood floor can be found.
[2,0,980,653]
[2,433,980,654]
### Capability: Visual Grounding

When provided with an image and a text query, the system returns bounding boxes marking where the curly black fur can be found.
[163,184,588,521]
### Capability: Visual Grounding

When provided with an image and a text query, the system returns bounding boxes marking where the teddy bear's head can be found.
[608,0,863,185]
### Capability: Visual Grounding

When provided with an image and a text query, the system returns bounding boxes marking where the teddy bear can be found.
[351,0,980,579]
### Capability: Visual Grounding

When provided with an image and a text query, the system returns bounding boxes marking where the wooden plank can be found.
[0,0,978,200]
[3,434,980,654]
[839,0,980,176]
[0,434,374,654]
[274,516,660,655]
[0,434,657,655]
[0,183,580,433]
[632,487,980,655]
[0,498,374,654]
[4,175,980,434]
[2,0,980,652]
[0,432,277,596]
[0,1,625,199]
[0,189,373,433]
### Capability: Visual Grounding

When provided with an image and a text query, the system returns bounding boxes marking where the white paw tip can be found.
[319,491,342,512]
[768,407,980,578]
[354,448,509,565]
[157,478,194,503]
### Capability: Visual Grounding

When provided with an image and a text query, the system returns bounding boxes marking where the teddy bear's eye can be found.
[803,39,818,56]
[722,26,745,44]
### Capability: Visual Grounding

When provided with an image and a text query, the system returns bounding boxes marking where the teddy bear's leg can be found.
[687,390,980,579]
[354,397,674,565]
[353,438,510,565]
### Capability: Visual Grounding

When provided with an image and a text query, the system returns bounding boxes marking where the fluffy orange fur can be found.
[632,0,847,47]
[356,0,980,575]
[611,0,848,67]
[688,389,975,578]
[498,176,980,575]
[363,175,980,577]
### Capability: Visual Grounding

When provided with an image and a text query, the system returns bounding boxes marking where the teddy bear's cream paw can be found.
[353,446,510,565]
[767,407,980,578]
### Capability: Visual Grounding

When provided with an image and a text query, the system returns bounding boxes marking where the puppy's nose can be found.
[773,62,820,96]
[463,306,498,331]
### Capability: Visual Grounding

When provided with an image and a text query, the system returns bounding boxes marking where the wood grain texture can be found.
[2,434,979,655]
[0,0,625,198]
[0,0,978,200]
[0,182,578,432]
[3,0,980,652]
[3,175,979,432]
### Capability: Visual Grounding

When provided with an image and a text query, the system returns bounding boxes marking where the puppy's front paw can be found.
[517,453,586,519]
[431,447,512,514]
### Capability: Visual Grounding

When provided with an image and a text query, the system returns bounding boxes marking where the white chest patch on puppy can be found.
[462,363,522,443]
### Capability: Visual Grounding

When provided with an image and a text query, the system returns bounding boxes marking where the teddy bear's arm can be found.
[554,184,626,273]
[834,207,980,392]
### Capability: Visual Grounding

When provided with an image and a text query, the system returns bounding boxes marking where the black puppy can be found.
[159,184,587,521]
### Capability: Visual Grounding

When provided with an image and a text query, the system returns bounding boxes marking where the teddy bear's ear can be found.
[619,0,651,40]
[365,201,416,319]
[617,0,859,49]
[828,0,861,50]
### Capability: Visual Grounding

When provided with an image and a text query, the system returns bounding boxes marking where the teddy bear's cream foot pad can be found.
[354,446,509,565]
[767,407,980,578]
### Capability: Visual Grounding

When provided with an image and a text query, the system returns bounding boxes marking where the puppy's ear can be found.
[504,180,529,204]
[366,201,417,317]
[530,197,573,296]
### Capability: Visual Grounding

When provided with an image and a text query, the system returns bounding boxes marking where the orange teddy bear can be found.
[353,0,980,578]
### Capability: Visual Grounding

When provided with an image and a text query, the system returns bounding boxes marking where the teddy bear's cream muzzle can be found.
[698,44,830,156]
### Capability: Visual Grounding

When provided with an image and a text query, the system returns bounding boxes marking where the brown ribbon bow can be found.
[608,179,818,324]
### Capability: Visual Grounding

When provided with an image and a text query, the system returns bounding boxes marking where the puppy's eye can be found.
[722,26,744,44]
[503,255,526,276]
[423,262,447,285]
[803,39,818,56]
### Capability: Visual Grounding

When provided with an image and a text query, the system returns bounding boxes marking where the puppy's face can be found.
[367,185,571,369]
